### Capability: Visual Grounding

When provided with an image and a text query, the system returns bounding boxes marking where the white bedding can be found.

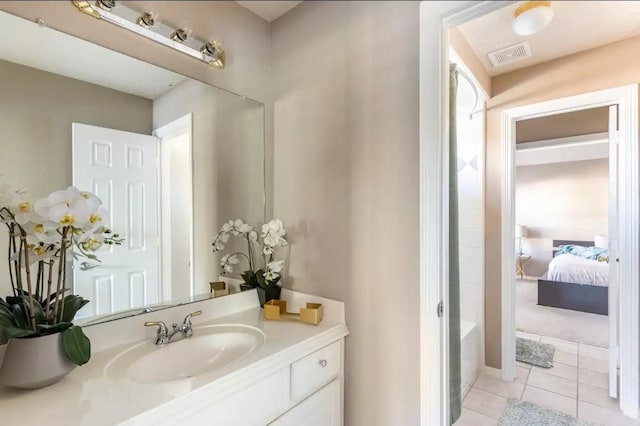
[545,253,609,287]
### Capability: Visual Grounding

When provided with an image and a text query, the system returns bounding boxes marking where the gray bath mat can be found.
[516,337,555,368]
[500,399,593,425]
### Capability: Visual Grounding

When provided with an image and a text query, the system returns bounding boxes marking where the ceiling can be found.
[0,10,185,100]
[236,1,302,22]
[458,1,640,76]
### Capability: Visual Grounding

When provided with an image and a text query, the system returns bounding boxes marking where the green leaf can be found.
[37,322,72,334]
[31,298,45,325]
[11,303,29,330]
[62,325,91,366]
[59,295,89,323]
[5,327,37,338]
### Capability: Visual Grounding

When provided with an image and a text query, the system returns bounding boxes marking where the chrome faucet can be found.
[144,310,202,346]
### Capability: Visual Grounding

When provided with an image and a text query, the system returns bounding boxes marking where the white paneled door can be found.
[72,123,160,319]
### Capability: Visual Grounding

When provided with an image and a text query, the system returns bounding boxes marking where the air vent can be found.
[488,41,532,67]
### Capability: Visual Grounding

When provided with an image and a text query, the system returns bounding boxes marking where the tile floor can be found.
[455,332,640,426]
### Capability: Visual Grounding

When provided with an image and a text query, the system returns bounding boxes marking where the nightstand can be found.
[516,255,531,279]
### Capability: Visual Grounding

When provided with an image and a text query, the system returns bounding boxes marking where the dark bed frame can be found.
[537,239,608,316]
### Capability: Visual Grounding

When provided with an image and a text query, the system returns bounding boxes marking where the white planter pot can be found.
[0,332,76,389]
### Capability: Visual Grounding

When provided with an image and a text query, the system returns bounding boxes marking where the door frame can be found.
[419,1,516,425]
[500,85,639,417]
[153,113,194,301]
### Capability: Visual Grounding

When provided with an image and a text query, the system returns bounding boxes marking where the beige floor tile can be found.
[578,401,640,426]
[462,388,508,420]
[554,350,578,367]
[522,386,577,417]
[579,344,608,362]
[541,336,578,355]
[483,368,501,379]
[473,373,525,399]
[579,382,618,410]
[516,331,541,342]
[579,368,608,389]
[516,366,530,384]
[454,408,499,426]
[527,370,578,398]
[516,361,532,370]
[532,362,578,381]
[580,356,608,374]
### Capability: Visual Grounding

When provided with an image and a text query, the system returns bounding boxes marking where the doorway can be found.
[419,2,640,424]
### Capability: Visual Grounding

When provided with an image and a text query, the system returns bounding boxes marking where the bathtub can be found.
[460,320,479,398]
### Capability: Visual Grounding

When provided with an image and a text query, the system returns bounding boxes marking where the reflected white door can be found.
[72,123,160,319]
[608,105,619,399]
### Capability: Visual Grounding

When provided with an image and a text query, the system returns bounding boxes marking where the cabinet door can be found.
[270,379,341,426]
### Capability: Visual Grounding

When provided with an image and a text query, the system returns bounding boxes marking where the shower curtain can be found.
[449,63,462,424]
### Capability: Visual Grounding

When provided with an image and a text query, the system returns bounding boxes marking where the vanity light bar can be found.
[72,1,225,69]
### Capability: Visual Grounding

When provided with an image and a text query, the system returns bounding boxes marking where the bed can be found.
[537,239,609,315]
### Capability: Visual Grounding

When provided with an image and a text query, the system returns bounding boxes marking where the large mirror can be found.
[0,11,265,325]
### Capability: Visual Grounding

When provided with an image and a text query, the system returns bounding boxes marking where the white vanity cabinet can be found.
[129,337,346,426]
[269,380,341,426]
[201,339,344,426]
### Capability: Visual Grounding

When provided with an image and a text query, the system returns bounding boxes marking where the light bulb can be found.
[137,11,160,29]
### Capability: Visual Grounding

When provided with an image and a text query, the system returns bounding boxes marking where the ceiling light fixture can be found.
[512,1,554,36]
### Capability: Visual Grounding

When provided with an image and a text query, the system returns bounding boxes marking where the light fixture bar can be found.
[72,1,225,69]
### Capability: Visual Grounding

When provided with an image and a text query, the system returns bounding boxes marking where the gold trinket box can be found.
[263,300,323,326]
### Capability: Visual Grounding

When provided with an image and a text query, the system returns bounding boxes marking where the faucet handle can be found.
[144,321,170,345]
[183,310,202,326]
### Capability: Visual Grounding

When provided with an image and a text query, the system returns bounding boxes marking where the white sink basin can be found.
[104,324,265,383]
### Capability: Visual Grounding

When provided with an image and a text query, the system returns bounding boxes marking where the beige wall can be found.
[516,159,609,277]
[516,107,609,143]
[450,27,491,96]
[271,1,420,424]
[0,58,152,298]
[153,79,265,297]
[485,35,640,368]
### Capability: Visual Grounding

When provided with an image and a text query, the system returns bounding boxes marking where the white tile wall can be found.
[456,75,485,370]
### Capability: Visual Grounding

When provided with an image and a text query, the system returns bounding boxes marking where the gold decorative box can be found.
[263,300,324,326]
[209,281,230,298]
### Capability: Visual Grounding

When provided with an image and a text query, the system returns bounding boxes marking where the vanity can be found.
[0,289,348,425]
[0,6,349,425]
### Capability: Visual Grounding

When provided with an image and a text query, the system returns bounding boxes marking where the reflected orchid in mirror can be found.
[212,218,288,289]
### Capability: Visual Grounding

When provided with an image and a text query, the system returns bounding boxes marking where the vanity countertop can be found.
[0,290,348,426]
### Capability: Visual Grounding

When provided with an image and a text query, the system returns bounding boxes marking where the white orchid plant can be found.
[212,219,287,289]
[0,181,123,366]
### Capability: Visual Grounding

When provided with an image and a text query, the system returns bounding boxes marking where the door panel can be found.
[72,123,160,319]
